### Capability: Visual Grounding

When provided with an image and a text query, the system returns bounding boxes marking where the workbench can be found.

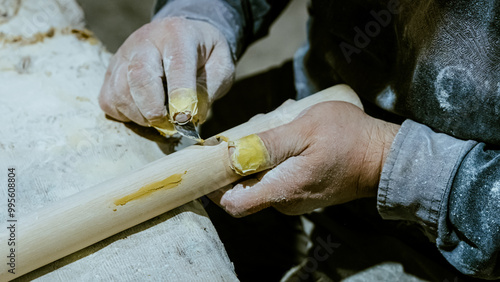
[0,0,237,280]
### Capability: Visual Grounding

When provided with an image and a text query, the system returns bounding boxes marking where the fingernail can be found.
[168,88,198,124]
[174,112,191,124]
[228,134,271,176]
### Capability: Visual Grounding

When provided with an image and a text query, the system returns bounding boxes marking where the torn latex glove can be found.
[209,101,400,217]
[99,17,235,135]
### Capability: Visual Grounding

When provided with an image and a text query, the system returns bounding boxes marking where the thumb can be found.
[218,120,311,217]
[228,119,309,176]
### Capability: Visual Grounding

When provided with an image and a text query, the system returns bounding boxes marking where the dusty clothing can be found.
[154,0,500,279]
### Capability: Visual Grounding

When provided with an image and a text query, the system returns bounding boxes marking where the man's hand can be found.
[99,17,234,134]
[210,101,400,217]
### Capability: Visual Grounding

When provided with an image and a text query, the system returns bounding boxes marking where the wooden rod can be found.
[1,85,362,280]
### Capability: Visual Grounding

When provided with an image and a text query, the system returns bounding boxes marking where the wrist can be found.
[358,118,400,198]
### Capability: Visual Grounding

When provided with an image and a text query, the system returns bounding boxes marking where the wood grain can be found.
[0,84,362,280]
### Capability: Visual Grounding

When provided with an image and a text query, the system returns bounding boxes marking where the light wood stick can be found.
[0,84,362,280]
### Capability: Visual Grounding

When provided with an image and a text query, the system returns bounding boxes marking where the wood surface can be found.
[0,82,362,280]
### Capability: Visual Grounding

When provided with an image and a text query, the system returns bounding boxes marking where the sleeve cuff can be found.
[152,0,244,61]
[377,120,477,240]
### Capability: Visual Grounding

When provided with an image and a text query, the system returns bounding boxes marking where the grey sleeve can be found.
[152,0,290,60]
[378,120,500,279]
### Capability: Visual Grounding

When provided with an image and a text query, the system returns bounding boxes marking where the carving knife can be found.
[174,120,203,143]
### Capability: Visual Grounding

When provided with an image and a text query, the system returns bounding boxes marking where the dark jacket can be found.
[154,0,500,279]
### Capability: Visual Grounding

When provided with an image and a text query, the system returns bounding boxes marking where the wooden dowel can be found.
[1,84,362,280]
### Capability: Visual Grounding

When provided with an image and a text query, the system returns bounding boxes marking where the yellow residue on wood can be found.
[114,171,187,207]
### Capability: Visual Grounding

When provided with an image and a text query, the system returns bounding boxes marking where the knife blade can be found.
[174,121,203,143]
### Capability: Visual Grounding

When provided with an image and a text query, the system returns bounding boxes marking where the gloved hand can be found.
[99,17,235,135]
[210,101,401,217]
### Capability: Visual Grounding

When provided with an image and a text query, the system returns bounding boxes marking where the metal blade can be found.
[174,121,202,142]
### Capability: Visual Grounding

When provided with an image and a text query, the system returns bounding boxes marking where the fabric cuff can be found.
[377,120,477,239]
[152,0,244,61]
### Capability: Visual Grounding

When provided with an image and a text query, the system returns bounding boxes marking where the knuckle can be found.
[127,56,162,85]
[143,108,167,121]
[127,65,158,90]
[227,209,245,218]
[220,195,246,218]
[127,64,147,82]
[140,22,153,32]
[132,23,154,39]
[223,204,244,218]
[128,58,146,70]
[98,91,113,113]
[162,17,188,27]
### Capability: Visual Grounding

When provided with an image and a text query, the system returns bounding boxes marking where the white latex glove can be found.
[209,101,401,217]
[99,17,235,135]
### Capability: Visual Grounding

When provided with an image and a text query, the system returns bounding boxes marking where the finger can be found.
[220,157,308,217]
[114,63,150,126]
[162,34,200,124]
[207,169,267,214]
[99,60,131,122]
[194,39,234,124]
[100,62,148,125]
[218,178,272,217]
[203,38,234,103]
[127,40,169,126]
